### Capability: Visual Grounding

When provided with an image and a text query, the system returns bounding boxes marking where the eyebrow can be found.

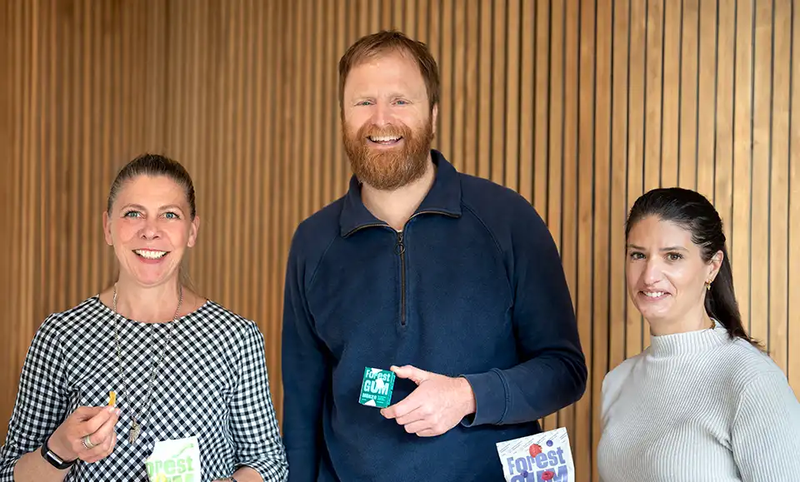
[627,244,688,252]
[121,203,185,213]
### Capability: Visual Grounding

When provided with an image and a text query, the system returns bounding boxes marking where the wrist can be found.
[458,376,477,416]
[49,433,76,462]
[41,436,77,471]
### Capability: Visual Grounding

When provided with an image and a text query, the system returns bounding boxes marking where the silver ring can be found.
[82,435,96,450]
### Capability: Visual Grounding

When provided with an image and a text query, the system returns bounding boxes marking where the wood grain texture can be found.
[2,1,798,479]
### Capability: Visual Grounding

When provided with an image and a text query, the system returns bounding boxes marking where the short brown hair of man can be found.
[338,30,440,113]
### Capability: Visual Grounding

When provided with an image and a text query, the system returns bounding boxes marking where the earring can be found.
[705,280,712,291]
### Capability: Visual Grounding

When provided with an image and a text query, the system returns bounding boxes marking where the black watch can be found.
[41,437,77,470]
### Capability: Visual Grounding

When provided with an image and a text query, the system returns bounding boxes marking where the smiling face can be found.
[341,50,437,190]
[625,215,722,334]
[103,175,199,288]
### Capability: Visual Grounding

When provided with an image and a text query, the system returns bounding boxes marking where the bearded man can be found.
[281,30,587,482]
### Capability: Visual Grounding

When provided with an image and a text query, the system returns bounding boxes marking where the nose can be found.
[642,258,663,285]
[140,217,161,240]
[371,100,392,126]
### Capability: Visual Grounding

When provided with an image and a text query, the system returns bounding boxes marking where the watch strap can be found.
[40,437,77,470]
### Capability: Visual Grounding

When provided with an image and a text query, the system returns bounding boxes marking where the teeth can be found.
[135,249,167,259]
[644,291,665,298]
[369,135,400,142]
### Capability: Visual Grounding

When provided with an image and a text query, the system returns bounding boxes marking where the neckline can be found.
[648,320,730,357]
[91,295,211,326]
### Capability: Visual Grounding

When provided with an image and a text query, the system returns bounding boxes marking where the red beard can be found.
[343,118,434,190]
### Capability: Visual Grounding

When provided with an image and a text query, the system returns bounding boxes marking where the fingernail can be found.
[107,406,115,412]
[115,408,121,416]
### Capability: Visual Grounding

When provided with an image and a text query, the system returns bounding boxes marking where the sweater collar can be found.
[339,149,462,237]
[648,320,730,358]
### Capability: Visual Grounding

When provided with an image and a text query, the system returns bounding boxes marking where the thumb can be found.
[390,365,431,385]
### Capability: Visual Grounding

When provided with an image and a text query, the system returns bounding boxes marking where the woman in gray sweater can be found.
[598,187,800,482]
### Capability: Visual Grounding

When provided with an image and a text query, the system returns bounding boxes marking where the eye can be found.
[355,100,373,106]
[666,252,683,261]
[123,210,142,218]
[629,251,645,260]
[163,212,181,220]
[394,99,409,105]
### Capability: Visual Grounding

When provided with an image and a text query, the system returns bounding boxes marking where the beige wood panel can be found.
[2,2,799,480]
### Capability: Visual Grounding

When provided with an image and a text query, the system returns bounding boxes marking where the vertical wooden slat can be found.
[626,0,646,358]
[660,0,680,187]
[715,0,735,245]
[789,0,800,394]
[768,0,791,374]
[300,0,313,224]
[609,0,631,375]
[477,0,491,179]
[750,0,773,348]
[732,0,754,335]
[559,0,579,441]
[504,0,519,191]
[696,0,716,197]
[403,0,416,38]
[267,0,283,409]
[575,0,596,476]
[518,0,534,204]
[323,0,336,205]
[678,0,699,189]
[592,1,612,480]
[490,0,506,184]
[450,0,465,172]
[543,0,564,433]
[463,0,479,176]
[534,0,550,216]
[310,0,324,214]
[438,0,453,162]
[643,0,663,195]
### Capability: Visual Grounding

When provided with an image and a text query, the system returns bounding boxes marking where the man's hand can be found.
[380,365,476,437]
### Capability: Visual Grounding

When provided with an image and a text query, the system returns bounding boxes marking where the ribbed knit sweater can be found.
[598,322,800,481]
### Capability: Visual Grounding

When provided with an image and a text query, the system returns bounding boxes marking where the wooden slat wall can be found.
[2,1,798,480]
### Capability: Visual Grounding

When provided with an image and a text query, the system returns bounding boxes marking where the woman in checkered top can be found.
[0,154,288,482]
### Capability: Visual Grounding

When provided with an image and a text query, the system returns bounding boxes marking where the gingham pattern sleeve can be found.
[0,315,69,481]
[230,320,288,481]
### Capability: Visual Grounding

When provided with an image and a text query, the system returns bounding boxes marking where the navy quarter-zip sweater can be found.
[282,151,587,482]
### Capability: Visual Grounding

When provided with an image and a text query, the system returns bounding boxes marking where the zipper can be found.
[396,231,407,326]
[347,210,458,328]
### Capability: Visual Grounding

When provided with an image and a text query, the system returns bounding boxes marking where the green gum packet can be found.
[359,367,396,408]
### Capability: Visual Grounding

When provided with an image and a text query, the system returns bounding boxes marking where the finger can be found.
[70,406,107,422]
[83,408,120,449]
[381,391,423,420]
[82,429,117,463]
[394,407,428,426]
[80,406,117,436]
[417,428,440,437]
[403,419,432,435]
[390,365,430,384]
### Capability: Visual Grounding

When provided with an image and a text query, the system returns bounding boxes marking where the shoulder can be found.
[459,173,540,220]
[715,338,786,391]
[292,197,345,251]
[458,173,550,246]
[37,296,110,336]
[193,300,262,338]
[602,354,644,396]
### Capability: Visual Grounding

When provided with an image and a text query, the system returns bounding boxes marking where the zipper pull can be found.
[395,232,405,255]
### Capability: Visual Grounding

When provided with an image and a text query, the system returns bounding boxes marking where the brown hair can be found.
[107,153,197,219]
[338,30,440,113]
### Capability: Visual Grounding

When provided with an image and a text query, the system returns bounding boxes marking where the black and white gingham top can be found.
[0,296,288,481]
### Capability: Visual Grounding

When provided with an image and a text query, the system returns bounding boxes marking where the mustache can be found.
[357,123,412,139]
